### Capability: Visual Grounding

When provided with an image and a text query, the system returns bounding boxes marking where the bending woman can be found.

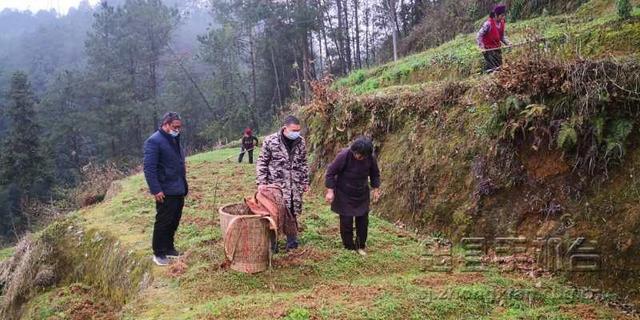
[325,137,381,256]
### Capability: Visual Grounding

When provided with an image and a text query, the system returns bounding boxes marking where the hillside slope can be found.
[302,0,640,308]
[332,0,640,95]
[1,148,635,319]
[2,0,640,318]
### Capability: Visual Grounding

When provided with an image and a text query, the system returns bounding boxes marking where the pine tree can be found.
[0,71,51,197]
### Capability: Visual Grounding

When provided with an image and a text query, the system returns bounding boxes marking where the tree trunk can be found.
[315,31,324,73]
[391,28,398,61]
[364,6,370,67]
[270,44,283,110]
[249,27,258,112]
[301,31,311,103]
[353,0,361,68]
[316,0,332,72]
[385,0,399,61]
[324,1,344,74]
[335,0,347,74]
[343,0,352,71]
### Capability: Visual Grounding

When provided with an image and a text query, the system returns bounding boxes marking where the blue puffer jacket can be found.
[143,130,188,196]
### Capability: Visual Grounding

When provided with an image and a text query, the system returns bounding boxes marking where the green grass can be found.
[0,246,14,262]
[16,147,627,319]
[15,2,640,317]
[333,0,640,95]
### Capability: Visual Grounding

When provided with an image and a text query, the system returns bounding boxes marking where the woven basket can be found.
[219,203,275,274]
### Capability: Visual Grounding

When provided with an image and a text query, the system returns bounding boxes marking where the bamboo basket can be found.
[219,203,274,273]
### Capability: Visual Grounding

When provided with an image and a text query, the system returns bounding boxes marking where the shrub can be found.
[617,0,632,20]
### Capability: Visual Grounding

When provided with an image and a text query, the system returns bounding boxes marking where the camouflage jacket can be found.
[256,130,310,215]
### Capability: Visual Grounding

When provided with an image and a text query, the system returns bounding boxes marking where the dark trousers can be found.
[483,49,503,73]
[238,148,254,164]
[339,213,369,250]
[271,199,299,252]
[152,196,184,256]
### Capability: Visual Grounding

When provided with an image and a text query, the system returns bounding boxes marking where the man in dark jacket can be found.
[143,112,188,266]
[239,128,259,164]
[325,137,381,256]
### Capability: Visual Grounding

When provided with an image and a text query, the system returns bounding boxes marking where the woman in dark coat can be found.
[325,137,381,255]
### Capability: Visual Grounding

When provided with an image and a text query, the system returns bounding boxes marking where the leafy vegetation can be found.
[617,0,633,19]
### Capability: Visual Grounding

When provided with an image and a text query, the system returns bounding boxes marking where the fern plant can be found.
[604,118,634,160]
[617,0,632,20]
[557,122,578,150]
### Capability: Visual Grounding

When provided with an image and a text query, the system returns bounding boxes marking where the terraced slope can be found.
[16,149,633,319]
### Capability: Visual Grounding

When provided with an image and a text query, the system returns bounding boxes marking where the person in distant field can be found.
[324,137,381,256]
[143,112,188,266]
[477,4,511,73]
[256,115,310,251]
[239,128,259,164]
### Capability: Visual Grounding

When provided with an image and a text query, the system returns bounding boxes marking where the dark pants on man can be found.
[483,49,503,73]
[238,147,254,164]
[152,195,184,256]
[339,213,369,250]
[271,197,299,252]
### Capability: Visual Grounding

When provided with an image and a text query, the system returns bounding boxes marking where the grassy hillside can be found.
[2,1,640,318]
[333,0,640,95]
[302,0,640,308]
[4,148,634,319]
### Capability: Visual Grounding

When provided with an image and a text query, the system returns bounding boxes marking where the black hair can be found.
[489,12,496,18]
[350,136,374,157]
[161,112,181,125]
[283,115,300,126]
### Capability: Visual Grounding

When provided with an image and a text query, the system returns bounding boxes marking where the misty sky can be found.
[0,0,100,13]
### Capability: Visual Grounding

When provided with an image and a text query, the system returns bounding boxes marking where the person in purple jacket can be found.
[325,137,381,256]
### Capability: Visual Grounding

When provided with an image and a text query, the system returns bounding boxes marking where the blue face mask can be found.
[285,130,300,140]
[170,130,180,137]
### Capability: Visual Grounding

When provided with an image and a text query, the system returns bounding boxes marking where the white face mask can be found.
[285,130,300,140]
[169,130,180,137]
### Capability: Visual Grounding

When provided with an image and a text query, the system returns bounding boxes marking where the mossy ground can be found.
[19,148,633,319]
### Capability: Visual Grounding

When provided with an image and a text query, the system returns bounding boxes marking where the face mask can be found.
[170,130,180,137]
[285,130,300,140]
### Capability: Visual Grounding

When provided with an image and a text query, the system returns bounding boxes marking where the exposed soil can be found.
[272,247,332,268]
[412,272,486,288]
[560,303,636,320]
[167,259,189,278]
[47,284,118,320]
[518,146,570,180]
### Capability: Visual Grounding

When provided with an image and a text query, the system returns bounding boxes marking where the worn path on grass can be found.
[74,148,632,319]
